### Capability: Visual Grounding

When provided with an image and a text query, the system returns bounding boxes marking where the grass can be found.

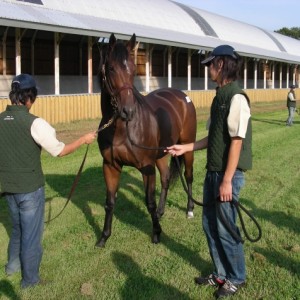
[0,101,300,300]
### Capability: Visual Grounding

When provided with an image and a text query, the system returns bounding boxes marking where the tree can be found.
[275,27,300,40]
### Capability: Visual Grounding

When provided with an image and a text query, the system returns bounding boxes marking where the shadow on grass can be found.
[253,246,300,277]
[240,198,300,276]
[0,196,10,237]
[241,198,300,236]
[252,117,300,126]
[45,165,210,275]
[112,251,191,300]
[0,279,21,300]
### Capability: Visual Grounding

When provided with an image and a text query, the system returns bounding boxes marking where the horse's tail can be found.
[169,155,184,187]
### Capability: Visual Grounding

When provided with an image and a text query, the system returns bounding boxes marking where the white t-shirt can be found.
[31,118,65,157]
[206,94,251,138]
[288,91,296,101]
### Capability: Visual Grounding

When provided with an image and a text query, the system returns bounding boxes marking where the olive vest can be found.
[207,82,252,172]
[287,92,296,108]
[0,105,44,193]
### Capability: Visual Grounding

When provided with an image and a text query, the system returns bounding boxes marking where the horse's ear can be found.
[127,33,136,52]
[109,33,116,49]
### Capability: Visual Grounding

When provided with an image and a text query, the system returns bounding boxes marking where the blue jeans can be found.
[202,170,245,285]
[286,106,296,126]
[5,187,45,288]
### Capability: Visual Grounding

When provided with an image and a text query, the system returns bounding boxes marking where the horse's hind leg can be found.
[141,167,162,243]
[95,164,121,248]
[155,156,170,219]
[183,151,194,218]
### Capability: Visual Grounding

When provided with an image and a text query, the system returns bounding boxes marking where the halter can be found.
[101,54,134,117]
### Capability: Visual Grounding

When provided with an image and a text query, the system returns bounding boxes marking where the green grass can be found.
[0,103,300,300]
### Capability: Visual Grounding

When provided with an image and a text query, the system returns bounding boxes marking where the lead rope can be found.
[45,145,89,223]
[126,121,262,243]
[45,115,116,224]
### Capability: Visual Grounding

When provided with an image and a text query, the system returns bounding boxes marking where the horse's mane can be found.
[111,42,129,69]
[133,86,146,106]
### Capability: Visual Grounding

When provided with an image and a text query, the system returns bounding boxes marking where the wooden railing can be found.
[0,89,289,125]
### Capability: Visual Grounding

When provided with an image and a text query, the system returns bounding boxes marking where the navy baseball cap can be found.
[290,84,296,89]
[12,74,36,90]
[201,45,238,66]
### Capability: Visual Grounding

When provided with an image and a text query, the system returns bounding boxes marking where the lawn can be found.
[0,102,299,300]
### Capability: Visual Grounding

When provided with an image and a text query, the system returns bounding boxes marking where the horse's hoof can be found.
[152,234,160,244]
[187,211,194,219]
[95,239,106,248]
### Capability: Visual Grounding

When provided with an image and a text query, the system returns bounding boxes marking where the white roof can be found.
[1,0,300,63]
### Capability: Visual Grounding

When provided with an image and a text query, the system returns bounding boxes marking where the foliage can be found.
[275,26,300,40]
[0,103,300,299]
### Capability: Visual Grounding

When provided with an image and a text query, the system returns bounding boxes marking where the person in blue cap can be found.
[286,84,297,126]
[166,45,252,299]
[0,74,97,288]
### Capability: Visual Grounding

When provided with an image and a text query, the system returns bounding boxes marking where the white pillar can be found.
[88,36,93,94]
[254,60,257,89]
[15,28,21,75]
[279,63,282,89]
[54,32,60,95]
[286,64,289,88]
[168,46,172,88]
[187,49,191,91]
[145,44,150,92]
[2,27,8,75]
[243,58,247,89]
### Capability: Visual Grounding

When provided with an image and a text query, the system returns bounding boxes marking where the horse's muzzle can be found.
[120,105,136,121]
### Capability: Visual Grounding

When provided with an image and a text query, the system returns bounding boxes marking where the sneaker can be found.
[194,274,225,287]
[214,279,245,298]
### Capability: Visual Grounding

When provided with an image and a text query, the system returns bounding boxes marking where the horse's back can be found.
[145,87,196,145]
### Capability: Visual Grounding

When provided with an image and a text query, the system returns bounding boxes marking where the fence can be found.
[0,89,289,125]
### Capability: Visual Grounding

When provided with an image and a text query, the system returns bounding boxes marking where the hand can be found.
[84,131,97,144]
[219,179,232,202]
[164,144,187,156]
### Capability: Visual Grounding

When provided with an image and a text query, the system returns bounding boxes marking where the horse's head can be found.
[101,33,137,121]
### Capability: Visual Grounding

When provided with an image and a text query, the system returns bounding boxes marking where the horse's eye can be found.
[108,66,114,72]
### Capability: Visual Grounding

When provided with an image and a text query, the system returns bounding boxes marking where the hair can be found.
[9,82,37,105]
[211,54,242,82]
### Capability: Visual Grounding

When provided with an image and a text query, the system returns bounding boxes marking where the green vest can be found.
[0,105,44,193]
[287,92,296,108]
[207,82,252,171]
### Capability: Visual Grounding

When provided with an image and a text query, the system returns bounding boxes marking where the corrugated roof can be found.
[1,0,300,64]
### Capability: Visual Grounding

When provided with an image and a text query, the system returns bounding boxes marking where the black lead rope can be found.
[45,145,90,224]
[217,198,262,243]
[126,121,262,243]
[173,148,262,243]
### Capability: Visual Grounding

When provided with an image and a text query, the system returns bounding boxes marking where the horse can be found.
[96,33,197,247]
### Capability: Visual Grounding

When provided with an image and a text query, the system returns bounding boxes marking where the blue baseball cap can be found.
[201,45,238,65]
[290,84,296,89]
[12,74,36,90]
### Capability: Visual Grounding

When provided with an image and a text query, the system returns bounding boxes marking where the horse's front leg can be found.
[95,163,121,248]
[155,156,170,219]
[141,165,162,244]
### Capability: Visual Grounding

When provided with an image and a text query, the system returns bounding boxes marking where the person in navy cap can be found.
[0,74,97,288]
[286,84,297,126]
[166,45,252,298]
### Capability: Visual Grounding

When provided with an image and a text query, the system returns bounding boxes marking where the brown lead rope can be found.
[45,144,90,224]
[45,115,117,224]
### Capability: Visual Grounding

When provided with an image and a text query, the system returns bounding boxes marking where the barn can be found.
[1,0,300,97]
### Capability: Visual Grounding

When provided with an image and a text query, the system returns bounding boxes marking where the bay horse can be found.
[96,33,196,247]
